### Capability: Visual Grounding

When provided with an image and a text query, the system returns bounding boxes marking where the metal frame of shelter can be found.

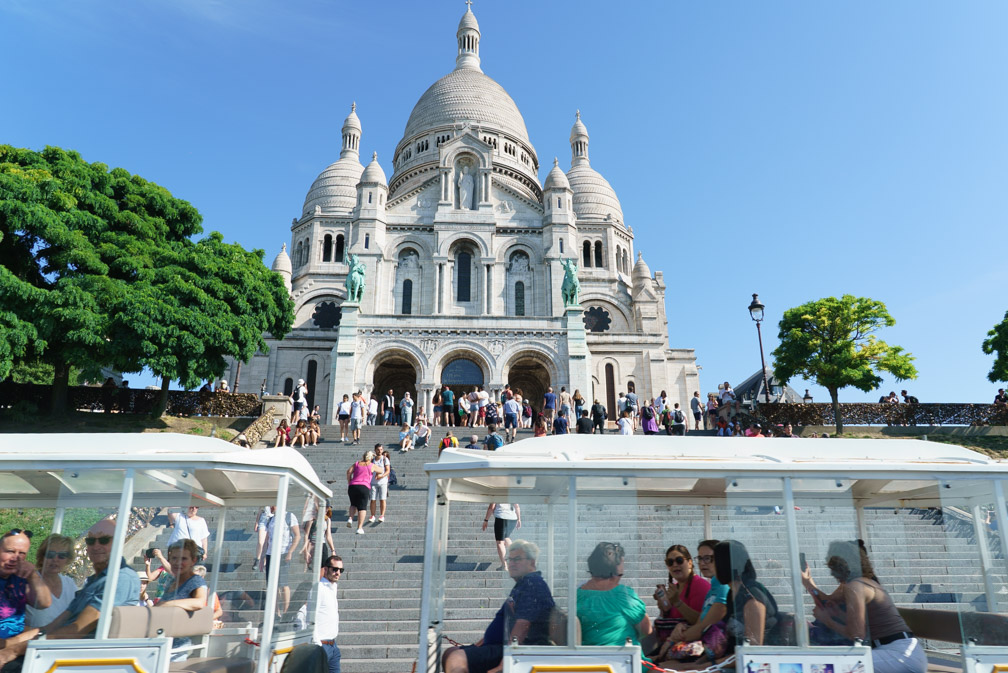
[0,433,332,673]
[420,435,1008,673]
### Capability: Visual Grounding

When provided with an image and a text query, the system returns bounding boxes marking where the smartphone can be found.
[799,552,808,571]
[655,584,667,599]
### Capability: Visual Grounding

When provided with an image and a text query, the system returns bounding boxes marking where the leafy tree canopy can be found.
[772,295,917,434]
[2,145,293,415]
[112,232,294,414]
[983,310,1008,383]
[0,145,202,408]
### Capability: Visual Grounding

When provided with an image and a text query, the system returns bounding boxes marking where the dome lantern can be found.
[341,102,362,159]
[456,2,481,71]
[570,110,589,167]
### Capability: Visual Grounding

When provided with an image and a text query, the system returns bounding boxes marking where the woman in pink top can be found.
[653,544,711,644]
[346,450,379,535]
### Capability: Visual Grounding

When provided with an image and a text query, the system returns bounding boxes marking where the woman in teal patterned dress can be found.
[577,542,653,650]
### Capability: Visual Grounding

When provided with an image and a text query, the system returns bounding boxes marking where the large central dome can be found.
[402,68,531,146]
[389,7,540,203]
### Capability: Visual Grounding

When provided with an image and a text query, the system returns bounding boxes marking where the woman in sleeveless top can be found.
[346,450,378,535]
[803,540,926,673]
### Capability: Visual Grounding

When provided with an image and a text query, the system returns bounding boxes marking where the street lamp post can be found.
[748,293,772,404]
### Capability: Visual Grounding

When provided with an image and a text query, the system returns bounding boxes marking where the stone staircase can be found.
[143,424,999,671]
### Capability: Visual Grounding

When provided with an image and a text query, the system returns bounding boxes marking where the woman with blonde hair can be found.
[25,534,77,628]
[346,449,379,534]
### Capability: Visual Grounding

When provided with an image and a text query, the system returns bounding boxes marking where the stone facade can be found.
[230,7,699,423]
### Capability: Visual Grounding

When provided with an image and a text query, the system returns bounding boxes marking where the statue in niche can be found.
[399,251,419,271]
[508,254,529,274]
[457,163,475,210]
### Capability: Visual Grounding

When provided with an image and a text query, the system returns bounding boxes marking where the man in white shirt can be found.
[367,395,378,426]
[315,555,343,673]
[166,505,209,554]
[349,392,365,444]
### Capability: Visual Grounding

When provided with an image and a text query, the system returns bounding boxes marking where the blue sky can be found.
[3,1,1006,402]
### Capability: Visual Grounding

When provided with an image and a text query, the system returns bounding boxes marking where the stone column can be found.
[329,302,361,424]
[564,305,592,403]
[485,264,492,314]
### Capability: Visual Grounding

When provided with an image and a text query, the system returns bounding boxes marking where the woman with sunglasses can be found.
[577,542,653,649]
[656,540,730,664]
[25,535,77,628]
[802,541,925,673]
[653,544,710,646]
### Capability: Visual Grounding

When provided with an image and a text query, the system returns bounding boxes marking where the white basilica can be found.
[233,6,699,423]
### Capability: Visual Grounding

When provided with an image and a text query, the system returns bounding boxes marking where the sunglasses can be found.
[326,566,345,573]
[5,529,33,539]
[696,555,714,563]
[85,536,113,546]
[506,556,529,563]
[46,551,71,560]
[665,556,688,566]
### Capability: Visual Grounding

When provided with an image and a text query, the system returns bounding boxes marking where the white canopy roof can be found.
[0,433,332,507]
[426,435,1005,506]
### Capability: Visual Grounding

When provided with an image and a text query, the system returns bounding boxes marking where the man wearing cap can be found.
[0,530,51,666]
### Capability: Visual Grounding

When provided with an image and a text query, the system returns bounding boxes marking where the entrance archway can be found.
[440,357,485,421]
[372,354,418,418]
[506,355,552,418]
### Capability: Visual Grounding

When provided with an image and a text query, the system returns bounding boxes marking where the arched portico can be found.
[502,350,558,418]
[369,348,421,423]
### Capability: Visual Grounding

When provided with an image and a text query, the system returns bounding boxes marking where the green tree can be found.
[983,310,1008,383]
[113,233,294,416]
[0,145,201,411]
[772,295,917,434]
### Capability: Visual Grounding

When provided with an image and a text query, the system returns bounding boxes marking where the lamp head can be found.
[748,293,765,322]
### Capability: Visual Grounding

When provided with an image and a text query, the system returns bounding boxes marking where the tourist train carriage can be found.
[421,436,1008,673]
[0,434,332,673]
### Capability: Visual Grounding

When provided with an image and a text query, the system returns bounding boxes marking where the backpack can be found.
[641,405,654,420]
[486,433,504,450]
[440,436,453,449]
[673,409,685,424]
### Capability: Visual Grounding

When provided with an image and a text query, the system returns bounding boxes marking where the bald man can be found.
[0,519,140,666]
[0,530,50,654]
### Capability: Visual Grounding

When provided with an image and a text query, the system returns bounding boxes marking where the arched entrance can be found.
[506,355,552,418]
[440,357,485,420]
[372,354,418,419]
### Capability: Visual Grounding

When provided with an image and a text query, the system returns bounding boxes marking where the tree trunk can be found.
[50,360,70,415]
[233,361,242,394]
[831,387,842,435]
[151,376,170,418]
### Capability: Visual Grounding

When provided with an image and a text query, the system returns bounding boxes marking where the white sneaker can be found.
[356,528,365,535]
[368,516,376,523]
[346,518,352,528]
[378,516,385,522]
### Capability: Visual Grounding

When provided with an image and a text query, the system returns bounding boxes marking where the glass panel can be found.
[268,480,318,647]
[937,478,1008,650]
[721,477,793,649]
[576,477,651,652]
[514,282,525,317]
[439,478,569,655]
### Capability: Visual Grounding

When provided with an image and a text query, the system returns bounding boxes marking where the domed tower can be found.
[292,104,365,289]
[271,243,292,294]
[566,111,633,282]
[631,251,665,333]
[543,156,576,282]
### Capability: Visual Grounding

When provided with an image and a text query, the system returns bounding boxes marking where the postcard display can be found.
[738,646,873,673]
